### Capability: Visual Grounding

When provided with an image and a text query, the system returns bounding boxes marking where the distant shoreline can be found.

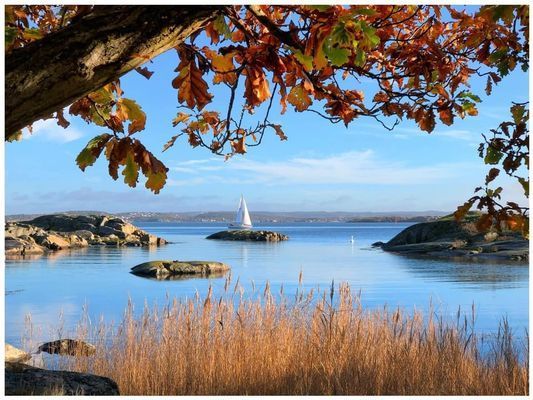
[6,211,448,224]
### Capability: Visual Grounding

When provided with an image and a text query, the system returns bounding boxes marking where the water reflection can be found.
[129,271,228,281]
[392,253,528,288]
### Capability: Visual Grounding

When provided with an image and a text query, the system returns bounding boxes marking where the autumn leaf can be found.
[244,66,271,107]
[511,104,525,124]
[145,171,167,194]
[119,98,146,135]
[485,167,500,185]
[287,84,312,112]
[56,109,70,128]
[231,137,247,154]
[163,135,181,152]
[135,66,154,80]
[88,88,113,105]
[172,112,190,127]
[271,124,288,141]
[122,151,139,187]
[454,199,474,221]
[76,133,113,171]
[438,108,454,126]
[417,109,436,133]
[475,213,493,232]
[172,61,213,110]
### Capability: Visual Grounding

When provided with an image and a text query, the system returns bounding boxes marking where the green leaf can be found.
[488,48,508,63]
[354,48,366,67]
[518,177,529,197]
[213,15,231,39]
[353,8,377,16]
[122,152,139,187]
[323,37,350,66]
[511,104,525,124]
[458,92,482,103]
[308,5,330,11]
[22,28,42,41]
[88,88,113,105]
[145,171,167,194]
[5,26,17,47]
[484,146,503,165]
[291,48,314,71]
[76,134,112,171]
[360,22,380,48]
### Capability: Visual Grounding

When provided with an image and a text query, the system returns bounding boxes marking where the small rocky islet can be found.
[5,214,166,257]
[206,229,289,242]
[131,260,230,280]
[373,214,528,262]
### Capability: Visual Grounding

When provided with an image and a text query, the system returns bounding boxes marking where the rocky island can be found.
[206,230,288,242]
[131,260,230,280]
[5,214,166,257]
[374,214,528,262]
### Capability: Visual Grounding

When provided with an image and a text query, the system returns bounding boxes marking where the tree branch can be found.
[6,5,224,137]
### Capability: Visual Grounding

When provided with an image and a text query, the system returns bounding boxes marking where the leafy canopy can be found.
[5,5,530,232]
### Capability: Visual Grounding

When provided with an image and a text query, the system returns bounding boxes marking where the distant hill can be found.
[7,210,450,224]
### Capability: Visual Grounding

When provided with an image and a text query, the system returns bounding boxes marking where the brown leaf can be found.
[135,66,154,80]
[271,124,288,141]
[438,108,454,126]
[476,213,493,232]
[485,167,500,185]
[172,61,213,110]
[231,137,247,154]
[244,66,271,107]
[56,109,70,128]
[454,199,474,221]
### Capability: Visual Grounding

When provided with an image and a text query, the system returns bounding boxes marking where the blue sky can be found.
[5,33,529,214]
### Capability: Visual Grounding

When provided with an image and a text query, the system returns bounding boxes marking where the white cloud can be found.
[23,118,84,143]
[169,151,478,186]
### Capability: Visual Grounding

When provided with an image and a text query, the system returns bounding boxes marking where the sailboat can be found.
[228,195,253,230]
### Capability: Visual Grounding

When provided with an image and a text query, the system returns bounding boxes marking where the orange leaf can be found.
[172,61,213,111]
[287,84,312,112]
[438,108,454,126]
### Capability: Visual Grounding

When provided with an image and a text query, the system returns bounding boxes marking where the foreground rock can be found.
[38,339,96,357]
[5,362,119,395]
[131,260,230,280]
[5,214,166,257]
[206,230,288,242]
[5,344,31,363]
[378,218,528,262]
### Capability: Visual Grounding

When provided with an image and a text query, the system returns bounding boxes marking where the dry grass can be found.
[32,277,528,395]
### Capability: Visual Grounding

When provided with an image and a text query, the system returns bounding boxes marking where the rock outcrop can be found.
[5,344,32,363]
[206,230,288,242]
[5,362,119,395]
[131,260,230,280]
[5,214,166,257]
[378,219,528,262]
[38,339,96,357]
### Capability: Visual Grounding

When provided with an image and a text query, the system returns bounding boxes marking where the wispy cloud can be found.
[23,118,84,143]
[169,150,478,186]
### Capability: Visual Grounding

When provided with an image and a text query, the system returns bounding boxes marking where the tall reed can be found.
[31,277,528,395]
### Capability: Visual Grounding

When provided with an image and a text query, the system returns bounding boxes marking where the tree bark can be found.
[5,5,223,137]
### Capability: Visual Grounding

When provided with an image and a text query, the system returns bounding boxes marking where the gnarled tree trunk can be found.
[5,5,222,137]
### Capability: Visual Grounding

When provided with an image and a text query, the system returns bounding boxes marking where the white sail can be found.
[229,195,252,229]
[241,197,252,227]
[234,197,243,225]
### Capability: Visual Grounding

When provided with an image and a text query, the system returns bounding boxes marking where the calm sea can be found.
[5,222,529,346]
